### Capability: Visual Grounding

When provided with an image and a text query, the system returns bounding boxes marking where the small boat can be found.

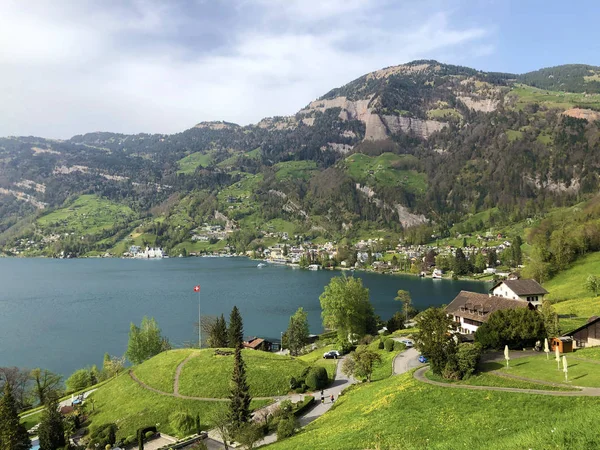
[432,269,443,279]
[257,263,267,268]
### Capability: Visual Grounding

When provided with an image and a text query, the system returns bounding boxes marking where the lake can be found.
[0,257,489,376]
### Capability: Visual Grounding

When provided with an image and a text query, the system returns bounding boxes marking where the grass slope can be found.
[165,349,309,398]
[426,369,575,391]
[554,296,600,332]
[177,152,213,174]
[544,252,600,301]
[482,355,600,388]
[132,349,194,393]
[270,372,600,450]
[88,372,270,439]
[37,194,136,235]
[344,153,427,194]
[274,160,318,181]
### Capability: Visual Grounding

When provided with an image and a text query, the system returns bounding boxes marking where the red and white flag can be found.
[193,285,200,292]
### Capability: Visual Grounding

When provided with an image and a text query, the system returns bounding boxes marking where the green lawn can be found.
[481,355,600,388]
[508,83,600,111]
[177,152,213,174]
[573,347,600,361]
[88,372,270,439]
[37,194,136,236]
[544,252,600,301]
[274,160,318,181]
[554,296,600,332]
[426,369,576,391]
[173,349,309,398]
[269,372,600,450]
[344,152,427,194]
[427,108,462,121]
[132,349,194,393]
[20,411,42,431]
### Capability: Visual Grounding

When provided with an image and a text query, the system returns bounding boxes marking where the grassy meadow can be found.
[269,372,600,450]
[177,151,213,174]
[425,370,576,391]
[545,252,600,301]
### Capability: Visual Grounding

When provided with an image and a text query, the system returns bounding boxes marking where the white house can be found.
[445,291,534,334]
[490,279,548,306]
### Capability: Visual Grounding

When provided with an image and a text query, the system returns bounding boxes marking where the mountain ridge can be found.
[1,60,600,256]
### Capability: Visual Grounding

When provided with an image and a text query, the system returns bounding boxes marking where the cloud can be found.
[0,0,494,138]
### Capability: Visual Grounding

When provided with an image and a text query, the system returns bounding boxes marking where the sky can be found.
[1,0,599,138]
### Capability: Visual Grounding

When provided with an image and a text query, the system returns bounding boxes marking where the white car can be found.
[400,339,414,348]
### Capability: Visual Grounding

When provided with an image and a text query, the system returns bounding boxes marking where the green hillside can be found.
[177,151,213,173]
[270,372,600,450]
[344,153,427,194]
[544,252,600,302]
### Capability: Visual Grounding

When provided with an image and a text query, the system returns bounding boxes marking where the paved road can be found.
[392,347,421,375]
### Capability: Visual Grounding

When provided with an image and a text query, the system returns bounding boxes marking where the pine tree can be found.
[228,306,244,348]
[229,346,251,427]
[214,314,229,347]
[0,383,31,450]
[38,395,65,450]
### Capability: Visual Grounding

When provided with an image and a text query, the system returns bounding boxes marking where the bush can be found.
[378,340,384,350]
[123,435,136,446]
[293,396,314,417]
[393,341,405,352]
[457,343,482,379]
[294,386,306,394]
[88,423,117,448]
[66,369,92,392]
[384,339,395,352]
[169,411,195,436]
[145,431,155,439]
[337,339,354,355]
[276,416,297,440]
[359,334,374,345]
[289,376,298,390]
[304,366,329,390]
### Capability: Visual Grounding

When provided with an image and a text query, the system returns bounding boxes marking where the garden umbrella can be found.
[555,344,561,370]
[544,338,549,359]
[504,345,510,369]
[562,355,568,382]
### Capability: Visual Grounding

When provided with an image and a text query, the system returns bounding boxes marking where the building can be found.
[563,316,600,349]
[445,291,535,334]
[243,337,273,352]
[490,279,548,306]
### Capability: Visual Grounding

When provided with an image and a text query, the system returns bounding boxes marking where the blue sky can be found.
[1,0,599,138]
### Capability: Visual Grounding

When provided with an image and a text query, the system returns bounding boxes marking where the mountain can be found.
[1,60,600,256]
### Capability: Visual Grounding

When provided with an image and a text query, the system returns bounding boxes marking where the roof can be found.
[446,291,532,323]
[563,316,600,336]
[491,279,549,296]
[243,337,265,349]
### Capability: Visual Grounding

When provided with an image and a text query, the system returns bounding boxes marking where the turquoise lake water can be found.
[0,257,488,375]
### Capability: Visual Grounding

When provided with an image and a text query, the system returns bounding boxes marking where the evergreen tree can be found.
[38,395,65,450]
[0,383,31,450]
[453,248,470,276]
[512,236,523,266]
[228,307,244,348]
[209,314,229,348]
[229,346,251,427]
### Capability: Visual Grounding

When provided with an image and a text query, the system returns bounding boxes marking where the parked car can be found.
[400,339,414,348]
[323,350,341,359]
[418,355,428,363]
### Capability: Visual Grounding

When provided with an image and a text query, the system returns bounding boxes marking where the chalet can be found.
[445,291,535,334]
[490,279,548,306]
[243,337,273,352]
[563,316,600,349]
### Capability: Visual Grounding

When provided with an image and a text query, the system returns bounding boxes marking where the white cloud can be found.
[0,0,494,138]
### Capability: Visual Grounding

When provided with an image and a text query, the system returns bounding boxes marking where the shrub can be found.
[123,435,136,446]
[378,340,384,350]
[289,376,298,389]
[384,339,395,352]
[145,431,155,439]
[169,411,195,436]
[457,343,482,379]
[66,369,92,392]
[88,423,117,448]
[393,341,405,352]
[359,334,374,345]
[276,416,297,440]
[337,339,354,355]
[304,366,328,390]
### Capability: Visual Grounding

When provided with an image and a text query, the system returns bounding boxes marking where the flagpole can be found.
[198,287,201,348]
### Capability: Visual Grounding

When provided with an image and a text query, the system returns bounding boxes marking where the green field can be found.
[87,372,270,439]
[143,349,309,398]
[505,129,523,142]
[554,296,600,332]
[269,372,600,449]
[344,153,427,194]
[274,160,318,181]
[132,349,193,393]
[426,369,575,391]
[427,108,462,121]
[37,194,137,235]
[297,345,338,379]
[481,355,600,388]
[509,83,600,111]
[544,252,600,301]
[177,151,213,174]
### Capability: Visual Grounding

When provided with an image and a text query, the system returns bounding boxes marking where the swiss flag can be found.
[193,285,200,292]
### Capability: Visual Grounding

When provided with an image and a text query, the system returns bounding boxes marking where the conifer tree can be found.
[212,314,229,347]
[228,346,251,426]
[38,395,65,450]
[0,383,31,450]
[228,307,244,348]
